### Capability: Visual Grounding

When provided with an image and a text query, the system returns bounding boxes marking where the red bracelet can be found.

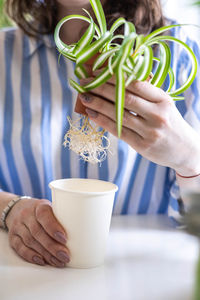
[176,172,200,179]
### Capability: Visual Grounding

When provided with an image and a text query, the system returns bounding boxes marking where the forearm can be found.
[0,192,19,228]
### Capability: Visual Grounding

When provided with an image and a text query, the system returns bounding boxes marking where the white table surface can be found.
[0,215,199,300]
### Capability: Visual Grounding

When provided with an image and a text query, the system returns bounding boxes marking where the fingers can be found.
[35,200,67,244]
[101,77,168,103]
[6,198,71,268]
[9,234,45,266]
[17,224,66,267]
[80,81,162,120]
[125,80,170,103]
[79,90,152,121]
[85,109,144,151]
[81,77,172,106]
[80,93,149,137]
[24,216,70,264]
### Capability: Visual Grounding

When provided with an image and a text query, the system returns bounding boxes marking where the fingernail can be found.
[57,251,70,263]
[79,93,92,103]
[33,256,45,266]
[85,108,98,118]
[50,256,66,268]
[54,231,67,244]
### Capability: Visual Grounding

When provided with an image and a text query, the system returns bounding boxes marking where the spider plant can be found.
[54,0,197,137]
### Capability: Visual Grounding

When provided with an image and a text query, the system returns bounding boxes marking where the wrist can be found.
[175,170,200,196]
[169,122,200,177]
[174,165,200,178]
[2,196,32,230]
[173,152,200,177]
[173,143,200,178]
[176,172,200,179]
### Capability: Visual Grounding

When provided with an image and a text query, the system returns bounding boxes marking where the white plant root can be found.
[63,116,110,164]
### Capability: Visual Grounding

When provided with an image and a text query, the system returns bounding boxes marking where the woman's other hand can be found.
[78,78,200,176]
[6,197,70,267]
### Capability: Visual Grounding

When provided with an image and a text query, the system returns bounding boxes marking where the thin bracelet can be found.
[176,172,200,179]
[1,196,32,230]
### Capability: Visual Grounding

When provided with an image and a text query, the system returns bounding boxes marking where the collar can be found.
[24,33,56,58]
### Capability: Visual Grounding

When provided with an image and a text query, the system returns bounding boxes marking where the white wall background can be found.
[161,0,200,39]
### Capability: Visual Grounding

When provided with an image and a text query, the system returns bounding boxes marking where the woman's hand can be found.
[6,197,70,267]
[79,77,200,176]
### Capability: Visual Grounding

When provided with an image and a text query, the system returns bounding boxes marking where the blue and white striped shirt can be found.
[0,25,200,216]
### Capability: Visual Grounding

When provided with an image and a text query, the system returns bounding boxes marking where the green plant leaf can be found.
[73,19,95,55]
[116,67,125,138]
[89,0,107,35]
[69,79,86,93]
[150,41,171,88]
[136,46,153,81]
[115,33,136,136]
[54,0,198,137]
[92,48,118,71]
[148,35,197,96]
[76,31,112,66]
[74,65,89,79]
[110,18,126,34]
[54,14,101,52]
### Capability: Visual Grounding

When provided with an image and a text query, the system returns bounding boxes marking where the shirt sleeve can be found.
[168,27,200,219]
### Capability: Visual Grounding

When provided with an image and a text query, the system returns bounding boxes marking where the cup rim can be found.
[49,178,118,195]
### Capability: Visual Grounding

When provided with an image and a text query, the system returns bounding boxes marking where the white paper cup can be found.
[49,178,118,268]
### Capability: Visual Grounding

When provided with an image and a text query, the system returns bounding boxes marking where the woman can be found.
[0,0,200,267]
